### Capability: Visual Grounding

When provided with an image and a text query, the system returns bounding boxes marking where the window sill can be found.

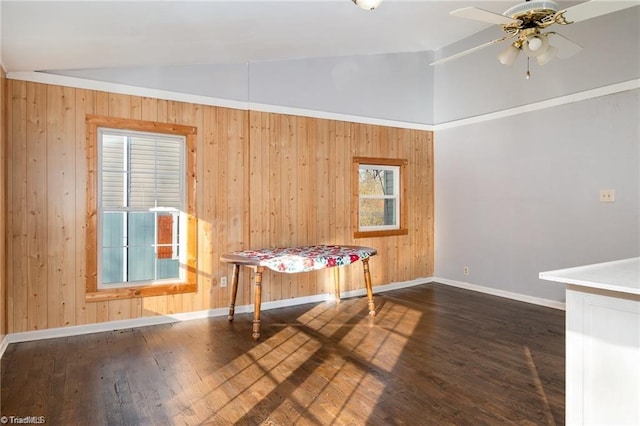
[86,282,196,302]
[354,228,409,239]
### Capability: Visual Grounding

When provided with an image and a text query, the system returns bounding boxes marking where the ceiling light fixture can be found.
[497,44,521,67]
[352,0,383,11]
[521,33,549,58]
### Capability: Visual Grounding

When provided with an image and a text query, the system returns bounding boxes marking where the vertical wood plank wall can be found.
[4,79,434,334]
[1,68,6,339]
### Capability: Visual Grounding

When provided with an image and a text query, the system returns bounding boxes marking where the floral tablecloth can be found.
[229,245,376,273]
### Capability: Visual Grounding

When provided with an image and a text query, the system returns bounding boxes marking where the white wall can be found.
[435,89,640,302]
[432,6,640,303]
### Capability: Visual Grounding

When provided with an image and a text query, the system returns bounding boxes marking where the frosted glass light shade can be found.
[497,44,521,67]
[522,34,549,58]
[353,0,384,10]
[537,45,558,66]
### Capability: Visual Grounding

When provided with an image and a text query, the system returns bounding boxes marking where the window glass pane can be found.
[359,198,397,227]
[127,246,155,282]
[99,128,185,287]
[127,212,155,282]
[102,135,126,207]
[157,259,179,280]
[127,212,155,246]
[102,171,125,207]
[129,136,182,209]
[102,212,124,284]
[155,139,182,208]
[359,168,396,196]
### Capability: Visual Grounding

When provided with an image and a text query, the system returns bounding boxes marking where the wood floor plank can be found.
[1,283,565,425]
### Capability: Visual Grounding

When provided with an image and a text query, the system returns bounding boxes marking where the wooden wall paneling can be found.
[26,82,49,330]
[278,113,297,300]
[246,111,266,306]
[7,80,27,333]
[331,120,349,296]
[265,112,282,302]
[4,79,433,333]
[316,119,333,295]
[75,88,97,326]
[184,101,201,314]
[46,84,76,328]
[189,103,205,313]
[200,106,216,311]
[108,93,131,119]
[225,108,249,307]
[295,116,311,298]
[217,106,232,308]
[236,108,252,308]
[94,91,109,117]
[104,92,134,322]
[169,100,197,314]
[130,96,142,120]
[424,131,435,275]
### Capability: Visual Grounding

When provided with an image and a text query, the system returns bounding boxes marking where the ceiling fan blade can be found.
[546,32,583,59]
[430,35,517,66]
[559,0,640,24]
[451,7,521,26]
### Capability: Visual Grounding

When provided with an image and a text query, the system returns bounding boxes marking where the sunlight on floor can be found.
[523,345,556,425]
[167,297,423,423]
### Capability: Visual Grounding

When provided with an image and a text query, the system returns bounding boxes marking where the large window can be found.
[353,157,408,238]
[86,116,197,301]
[100,129,184,287]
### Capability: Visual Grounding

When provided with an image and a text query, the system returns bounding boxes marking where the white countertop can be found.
[540,257,640,296]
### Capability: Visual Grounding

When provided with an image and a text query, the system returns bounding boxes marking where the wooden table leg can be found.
[252,266,265,341]
[227,264,240,321]
[334,268,341,305]
[362,259,376,316]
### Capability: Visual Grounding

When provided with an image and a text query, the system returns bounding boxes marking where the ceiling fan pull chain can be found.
[526,57,531,79]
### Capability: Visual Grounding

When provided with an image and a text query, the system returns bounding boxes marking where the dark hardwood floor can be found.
[1,283,565,425]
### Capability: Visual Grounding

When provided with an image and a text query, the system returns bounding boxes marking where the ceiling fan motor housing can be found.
[503,0,559,27]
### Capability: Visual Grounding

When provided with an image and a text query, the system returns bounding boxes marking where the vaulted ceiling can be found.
[1,0,544,72]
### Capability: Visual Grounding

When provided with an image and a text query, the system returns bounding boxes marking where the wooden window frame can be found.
[86,115,197,302]
[353,157,409,238]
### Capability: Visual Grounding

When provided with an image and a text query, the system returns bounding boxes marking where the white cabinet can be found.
[541,258,640,425]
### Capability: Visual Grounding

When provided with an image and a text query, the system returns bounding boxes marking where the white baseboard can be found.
[433,277,566,311]
[0,276,564,358]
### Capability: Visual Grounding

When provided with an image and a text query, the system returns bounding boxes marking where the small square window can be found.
[353,157,408,238]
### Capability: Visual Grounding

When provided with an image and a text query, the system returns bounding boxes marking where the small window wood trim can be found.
[353,156,409,239]
[85,115,197,302]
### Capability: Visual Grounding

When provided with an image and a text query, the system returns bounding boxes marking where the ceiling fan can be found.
[431,0,640,77]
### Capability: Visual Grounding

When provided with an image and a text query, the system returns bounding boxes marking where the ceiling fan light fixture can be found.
[522,33,549,57]
[537,45,558,66]
[497,44,521,67]
[352,0,383,11]
[528,36,543,51]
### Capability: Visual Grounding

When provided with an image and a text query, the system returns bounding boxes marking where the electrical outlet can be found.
[599,189,615,203]
[220,277,227,287]
[463,266,470,275]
